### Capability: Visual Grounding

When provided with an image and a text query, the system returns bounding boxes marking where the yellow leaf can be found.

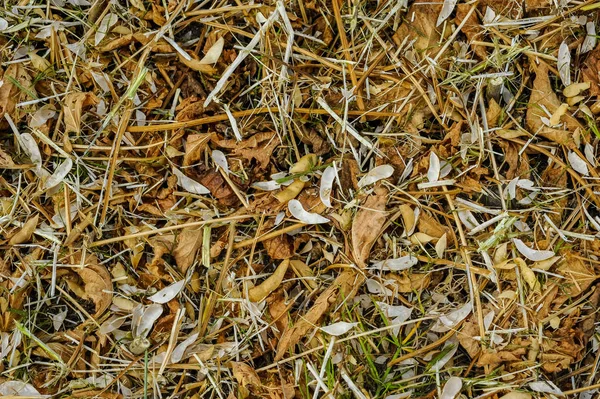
[399,204,415,234]
[28,52,51,72]
[274,179,305,203]
[290,153,317,174]
[515,258,538,290]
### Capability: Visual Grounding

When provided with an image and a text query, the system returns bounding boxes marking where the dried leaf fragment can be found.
[351,187,388,267]
[173,227,203,273]
[63,92,99,135]
[248,259,289,302]
[74,255,113,317]
[9,215,39,245]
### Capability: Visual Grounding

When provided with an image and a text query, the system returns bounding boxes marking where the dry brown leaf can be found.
[275,269,359,360]
[486,98,503,128]
[0,64,34,127]
[393,3,442,55]
[262,234,294,260]
[456,4,487,59]
[183,134,213,166]
[99,34,134,52]
[268,292,290,335]
[28,52,51,73]
[74,254,113,317]
[290,259,317,290]
[215,132,279,170]
[458,317,481,358]
[0,145,14,166]
[526,62,582,144]
[123,225,150,268]
[556,255,595,296]
[387,272,431,293]
[417,212,446,238]
[399,204,415,234]
[351,187,388,267]
[199,169,238,206]
[477,350,520,366]
[231,361,261,386]
[524,0,552,10]
[583,46,600,97]
[338,159,360,195]
[235,137,278,170]
[173,227,203,273]
[63,92,99,136]
[248,259,289,302]
[540,353,574,373]
[298,128,328,155]
[9,215,39,245]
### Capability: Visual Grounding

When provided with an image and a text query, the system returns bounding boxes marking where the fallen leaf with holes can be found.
[74,254,113,317]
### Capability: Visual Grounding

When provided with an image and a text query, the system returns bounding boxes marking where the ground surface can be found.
[1,0,600,398]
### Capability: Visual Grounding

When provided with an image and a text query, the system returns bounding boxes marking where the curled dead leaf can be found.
[9,215,39,245]
[183,134,213,166]
[178,52,216,73]
[248,259,289,302]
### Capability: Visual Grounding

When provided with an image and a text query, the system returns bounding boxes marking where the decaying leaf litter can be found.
[1,0,600,397]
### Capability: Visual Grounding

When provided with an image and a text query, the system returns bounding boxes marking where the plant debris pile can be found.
[1,0,600,397]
